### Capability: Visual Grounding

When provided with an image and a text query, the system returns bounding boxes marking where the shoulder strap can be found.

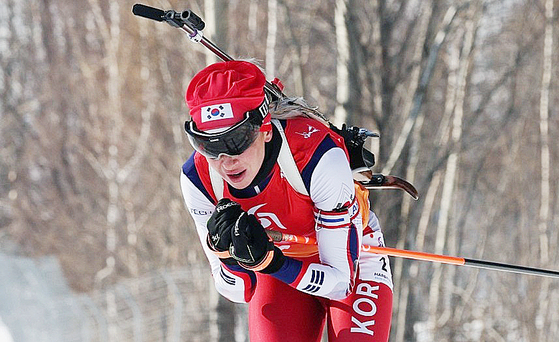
[271,119,309,196]
[209,166,224,201]
[207,119,310,200]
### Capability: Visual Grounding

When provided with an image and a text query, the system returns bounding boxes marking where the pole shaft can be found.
[179,25,284,99]
[266,230,559,279]
[464,258,559,279]
[362,245,465,266]
[179,26,233,61]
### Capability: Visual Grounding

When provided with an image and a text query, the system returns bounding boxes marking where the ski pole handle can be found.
[266,230,317,245]
[132,4,165,21]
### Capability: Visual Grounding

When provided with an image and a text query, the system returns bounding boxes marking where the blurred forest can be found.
[1,0,558,341]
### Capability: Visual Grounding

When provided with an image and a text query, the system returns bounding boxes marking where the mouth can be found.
[226,170,246,182]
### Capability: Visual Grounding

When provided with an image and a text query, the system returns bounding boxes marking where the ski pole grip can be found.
[266,230,283,242]
[132,4,165,21]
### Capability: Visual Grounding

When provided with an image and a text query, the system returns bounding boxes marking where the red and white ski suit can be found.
[181,117,393,341]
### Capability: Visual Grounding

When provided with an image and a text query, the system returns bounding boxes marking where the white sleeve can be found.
[287,147,362,300]
[310,147,356,211]
[180,172,253,303]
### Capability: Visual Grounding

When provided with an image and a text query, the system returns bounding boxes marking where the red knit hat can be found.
[186,61,269,132]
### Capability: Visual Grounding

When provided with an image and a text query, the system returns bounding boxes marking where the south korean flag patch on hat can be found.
[201,103,235,123]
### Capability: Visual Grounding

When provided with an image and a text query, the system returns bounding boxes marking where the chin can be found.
[230,179,252,190]
[226,173,253,189]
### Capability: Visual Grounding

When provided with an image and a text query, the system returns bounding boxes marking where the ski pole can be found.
[132,4,422,199]
[132,3,231,61]
[266,230,559,279]
[132,3,285,100]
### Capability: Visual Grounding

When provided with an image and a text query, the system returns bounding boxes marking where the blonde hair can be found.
[269,97,330,127]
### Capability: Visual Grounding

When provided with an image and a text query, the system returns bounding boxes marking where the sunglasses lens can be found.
[185,119,260,159]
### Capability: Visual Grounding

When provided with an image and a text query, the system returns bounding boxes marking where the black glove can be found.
[229,212,285,273]
[206,198,243,263]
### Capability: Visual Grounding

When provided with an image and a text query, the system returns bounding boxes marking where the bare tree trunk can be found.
[391,116,424,342]
[203,0,229,64]
[537,0,553,340]
[202,1,237,340]
[441,7,478,328]
[549,290,559,341]
[123,13,155,279]
[204,0,215,63]
[390,4,432,338]
[426,34,460,337]
[396,171,441,341]
[204,0,217,64]
[266,0,278,77]
[217,296,236,342]
[87,0,121,287]
[369,0,383,128]
[382,6,458,174]
[278,0,305,96]
[248,0,258,42]
[86,2,123,339]
[333,0,349,127]
[538,0,552,271]
[428,4,478,333]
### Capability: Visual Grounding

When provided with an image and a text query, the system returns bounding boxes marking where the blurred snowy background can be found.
[1,0,558,341]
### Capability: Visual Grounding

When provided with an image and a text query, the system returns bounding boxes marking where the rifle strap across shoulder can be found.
[208,166,224,201]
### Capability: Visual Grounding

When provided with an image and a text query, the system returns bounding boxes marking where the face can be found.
[206,130,272,189]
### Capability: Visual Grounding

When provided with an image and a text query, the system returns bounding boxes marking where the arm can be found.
[180,161,256,303]
[271,146,361,299]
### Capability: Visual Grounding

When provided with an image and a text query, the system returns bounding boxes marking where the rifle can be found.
[132,3,419,200]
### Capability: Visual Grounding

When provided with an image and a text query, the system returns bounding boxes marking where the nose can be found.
[218,155,239,170]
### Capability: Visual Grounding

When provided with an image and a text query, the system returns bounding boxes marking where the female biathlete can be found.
[180,60,393,341]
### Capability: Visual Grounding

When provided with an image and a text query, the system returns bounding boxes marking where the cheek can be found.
[250,143,266,167]
[242,137,266,167]
[206,158,219,169]
[207,158,229,174]
[239,153,259,171]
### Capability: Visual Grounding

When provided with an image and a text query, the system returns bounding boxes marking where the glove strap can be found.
[206,234,232,259]
[239,248,275,272]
